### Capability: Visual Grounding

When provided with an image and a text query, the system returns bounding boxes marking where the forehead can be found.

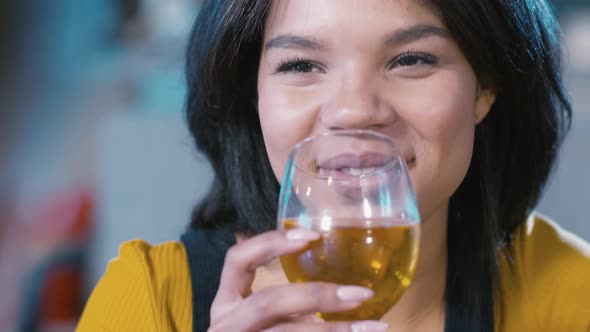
[264,0,443,37]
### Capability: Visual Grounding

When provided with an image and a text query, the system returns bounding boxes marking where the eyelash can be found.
[389,50,438,69]
[276,56,323,74]
[275,51,438,74]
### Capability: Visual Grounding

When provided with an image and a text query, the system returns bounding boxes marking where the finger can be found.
[230,283,375,331]
[264,321,390,332]
[290,313,323,323]
[214,229,319,303]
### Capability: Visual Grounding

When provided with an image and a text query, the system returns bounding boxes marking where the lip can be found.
[316,152,414,179]
[318,152,393,170]
[318,154,415,203]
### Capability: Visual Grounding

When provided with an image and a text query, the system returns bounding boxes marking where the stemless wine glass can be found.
[277,129,421,321]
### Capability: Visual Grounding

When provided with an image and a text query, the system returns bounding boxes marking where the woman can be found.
[78,0,590,331]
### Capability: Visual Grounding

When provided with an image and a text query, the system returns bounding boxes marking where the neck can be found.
[382,203,448,330]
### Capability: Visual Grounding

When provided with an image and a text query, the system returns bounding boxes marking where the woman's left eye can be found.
[389,51,437,69]
[275,57,324,74]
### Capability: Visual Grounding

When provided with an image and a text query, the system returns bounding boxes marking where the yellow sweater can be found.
[77,214,590,331]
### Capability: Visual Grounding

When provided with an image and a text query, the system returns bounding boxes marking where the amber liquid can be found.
[280,218,420,321]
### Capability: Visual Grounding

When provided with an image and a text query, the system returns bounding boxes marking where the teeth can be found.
[341,167,377,176]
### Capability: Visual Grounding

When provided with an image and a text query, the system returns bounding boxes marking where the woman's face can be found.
[257,0,495,222]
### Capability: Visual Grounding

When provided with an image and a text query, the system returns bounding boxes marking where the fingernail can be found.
[285,229,320,241]
[350,321,389,332]
[336,286,374,302]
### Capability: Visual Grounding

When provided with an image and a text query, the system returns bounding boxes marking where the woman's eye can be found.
[276,58,322,74]
[390,52,437,69]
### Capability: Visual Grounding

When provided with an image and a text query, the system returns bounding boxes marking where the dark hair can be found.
[185,0,571,330]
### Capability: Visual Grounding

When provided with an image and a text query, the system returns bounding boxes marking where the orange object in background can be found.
[0,188,94,332]
[39,268,83,323]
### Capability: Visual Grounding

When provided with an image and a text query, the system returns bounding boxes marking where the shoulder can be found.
[114,239,191,280]
[509,212,590,279]
[499,212,590,330]
[77,240,192,331]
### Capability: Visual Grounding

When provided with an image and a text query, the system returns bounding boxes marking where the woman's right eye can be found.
[276,57,323,74]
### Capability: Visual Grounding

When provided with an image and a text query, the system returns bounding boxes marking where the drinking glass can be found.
[277,130,421,321]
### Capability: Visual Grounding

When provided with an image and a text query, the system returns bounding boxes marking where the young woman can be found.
[78,0,590,331]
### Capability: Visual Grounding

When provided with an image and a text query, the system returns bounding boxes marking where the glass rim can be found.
[288,129,405,181]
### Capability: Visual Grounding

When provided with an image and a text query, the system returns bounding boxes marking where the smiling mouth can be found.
[339,166,380,176]
[336,158,415,176]
[316,153,415,178]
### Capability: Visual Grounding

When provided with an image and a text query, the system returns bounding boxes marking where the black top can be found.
[181,226,236,332]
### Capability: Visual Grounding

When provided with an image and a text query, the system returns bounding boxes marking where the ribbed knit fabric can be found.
[77,240,193,332]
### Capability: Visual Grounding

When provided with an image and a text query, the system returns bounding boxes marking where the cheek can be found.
[257,79,320,180]
[393,72,478,219]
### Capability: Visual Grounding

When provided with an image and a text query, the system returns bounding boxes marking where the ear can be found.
[474,83,496,124]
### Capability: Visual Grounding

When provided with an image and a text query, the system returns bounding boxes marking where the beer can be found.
[280,218,420,321]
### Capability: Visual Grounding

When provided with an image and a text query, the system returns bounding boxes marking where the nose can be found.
[319,76,396,131]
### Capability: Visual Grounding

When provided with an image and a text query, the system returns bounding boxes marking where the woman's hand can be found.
[208,229,389,332]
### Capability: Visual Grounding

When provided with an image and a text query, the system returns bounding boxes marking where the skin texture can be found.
[210,1,496,330]
[258,0,495,225]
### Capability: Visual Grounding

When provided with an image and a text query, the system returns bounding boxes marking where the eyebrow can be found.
[264,24,451,52]
[384,24,451,46]
[265,34,324,51]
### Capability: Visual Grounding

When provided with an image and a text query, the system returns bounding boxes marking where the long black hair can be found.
[185,0,571,330]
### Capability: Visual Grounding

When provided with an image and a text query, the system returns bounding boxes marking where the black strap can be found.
[181,227,235,332]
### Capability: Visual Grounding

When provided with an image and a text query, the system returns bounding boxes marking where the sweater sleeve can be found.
[76,240,193,332]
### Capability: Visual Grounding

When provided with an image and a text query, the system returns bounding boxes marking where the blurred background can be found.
[0,1,588,331]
